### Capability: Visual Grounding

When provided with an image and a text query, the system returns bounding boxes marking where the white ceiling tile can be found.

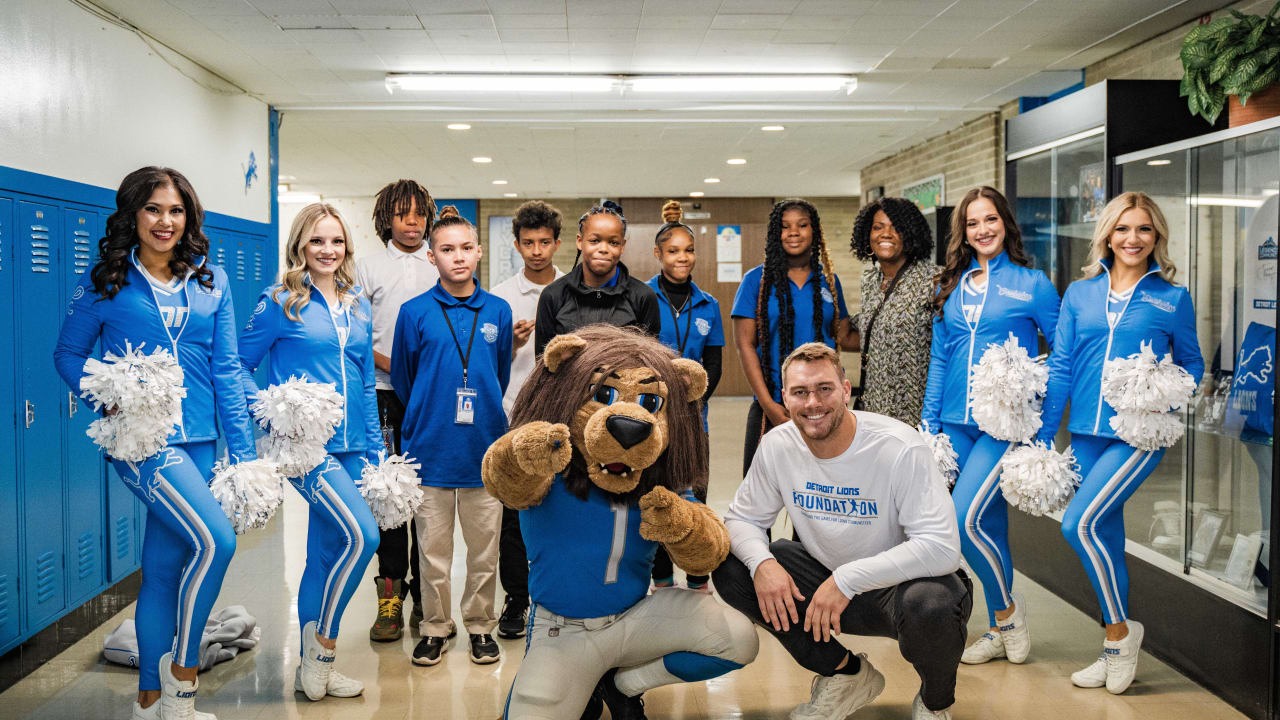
[498,28,570,42]
[709,14,784,30]
[780,14,858,29]
[793,0,876,13]
[493,14,567,28]
[568,42,635,56]
[641,0,721,14]
[486,0,566,13]
[328,0,413,12]
[285,28,366,43]
[167,0,262,15]
[500,42,570,53]
[700,29,777,45]
[872,0,953,15]
[378,53,448,67]
[635,29,707,44]
[250,0,337,15]
[717,0,799,12]
[428,27,501,43]
[772,29,844,43]
[638,14,713,29]
[568,14,641,29]
[358,28,430,42]
[568,0,637,14]
[344,15,425,29]
[568,28,637,43]
[275,15,354,29]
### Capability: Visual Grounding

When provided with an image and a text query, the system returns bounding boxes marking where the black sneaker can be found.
[593,668,646,719]
[469,633,501,664]
[497,597,528,639]
[411,636,447,666]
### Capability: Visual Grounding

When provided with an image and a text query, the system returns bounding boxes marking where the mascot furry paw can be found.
[485,324,757,720]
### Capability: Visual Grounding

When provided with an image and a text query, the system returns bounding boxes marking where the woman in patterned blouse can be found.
[847,197,938,426]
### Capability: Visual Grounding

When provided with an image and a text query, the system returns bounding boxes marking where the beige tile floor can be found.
[0,398,1248,719]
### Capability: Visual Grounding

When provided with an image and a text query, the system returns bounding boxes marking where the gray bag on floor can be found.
[103,605,261,671]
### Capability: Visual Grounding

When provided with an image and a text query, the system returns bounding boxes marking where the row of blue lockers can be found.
[0,181,274,656]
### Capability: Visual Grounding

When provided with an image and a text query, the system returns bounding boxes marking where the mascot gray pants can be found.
[504,589,759,719]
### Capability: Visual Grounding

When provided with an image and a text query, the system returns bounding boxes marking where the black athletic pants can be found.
[742,399,775,478]
[712,540,972,712]
[499,506,529,608]
[374,389,421,606]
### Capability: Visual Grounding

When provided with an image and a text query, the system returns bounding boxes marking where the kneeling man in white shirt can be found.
[713,342,972,720]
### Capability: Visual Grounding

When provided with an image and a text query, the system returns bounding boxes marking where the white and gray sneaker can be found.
[1071,620,1145,693]
[789,653,885,720]
[997,593,1031,664]
[298,621,336,701]
[295,665,365,698]
[911,692,952,720]
[158,652,213,720]
[960,631,1005,664]
[131,699,215,720]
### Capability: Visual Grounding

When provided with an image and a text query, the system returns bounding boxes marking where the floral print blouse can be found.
[852,261,938,427]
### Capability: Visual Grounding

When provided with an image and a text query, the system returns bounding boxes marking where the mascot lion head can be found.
[509,324,709,503]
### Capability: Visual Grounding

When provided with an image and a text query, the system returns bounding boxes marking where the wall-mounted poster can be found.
[488,215,520,289]
[1079,162,1106,222]
[716,224,742,263]
[902,174,944,211]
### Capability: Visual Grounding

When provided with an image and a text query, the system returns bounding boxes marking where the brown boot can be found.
[369,576,405,642]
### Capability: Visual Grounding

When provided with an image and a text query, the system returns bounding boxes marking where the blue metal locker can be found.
[17,200,67,630]
[0,197,22,648]
[62,207,105,605]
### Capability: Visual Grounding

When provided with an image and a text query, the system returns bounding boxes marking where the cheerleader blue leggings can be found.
[944,423,1013,627]
[109,441,233,691]
[291,452,380,653]
[1061,434,1164,625]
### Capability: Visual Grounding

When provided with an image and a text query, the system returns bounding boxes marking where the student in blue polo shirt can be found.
[731,198,855,475]
[646,200,724,592]
[392,206,513,668]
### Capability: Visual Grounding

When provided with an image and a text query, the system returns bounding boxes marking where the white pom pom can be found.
[999,442,1081,516]
[357,452,424,530]
[969,332,1047,443]
[209,459,286,534]
[79,342,187,462]
[918,426,960,489]
[250,376,344,477]
[1101,341,1195,450]
[1109,410,1186,451]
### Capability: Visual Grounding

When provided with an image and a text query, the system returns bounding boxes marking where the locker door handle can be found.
[24,400,34,429]
[68,391,77,418]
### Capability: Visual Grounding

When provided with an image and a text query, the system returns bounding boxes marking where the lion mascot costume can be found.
[483,324,758,720]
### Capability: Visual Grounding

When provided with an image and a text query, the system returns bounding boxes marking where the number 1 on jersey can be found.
[604,501,627,584]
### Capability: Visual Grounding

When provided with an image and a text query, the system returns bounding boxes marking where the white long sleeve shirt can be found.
[354,243,439,390]
[725,411,961,598]
[490,266,563,418]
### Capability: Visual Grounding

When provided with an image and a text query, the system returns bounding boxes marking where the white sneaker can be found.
[295,665,365,698]
[960,631,1005,664]
[1103,620,1144,694]
[788,654,885,720]
[131,700,215,720]
[912,692,952,720]
[996,593,1031,664]
[298,621,336,701]
[1071,654,1108,688]
[158,652,213,720]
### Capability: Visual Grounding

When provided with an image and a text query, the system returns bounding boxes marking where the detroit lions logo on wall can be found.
[695,318,711,336]
[482,322,499,343]
[241,151,259,194]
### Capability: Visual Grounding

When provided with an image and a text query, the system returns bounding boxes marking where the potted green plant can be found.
[1180,1,1280,127]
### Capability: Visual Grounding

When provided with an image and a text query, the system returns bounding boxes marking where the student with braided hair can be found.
[731,198,855,475]
[647,199,724,592]
[534,199,661,356]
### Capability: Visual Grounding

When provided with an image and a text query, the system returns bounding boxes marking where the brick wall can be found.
[858,113,1004,207]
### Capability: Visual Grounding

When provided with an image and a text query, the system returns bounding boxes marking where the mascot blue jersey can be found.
[521,475,695,619]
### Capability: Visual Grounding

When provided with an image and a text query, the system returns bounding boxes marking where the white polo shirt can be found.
[355,242,439,390]
[490,266,564,417]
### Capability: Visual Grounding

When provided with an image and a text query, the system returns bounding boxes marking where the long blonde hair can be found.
[1083,192,1177,283]
[275,203,358,321]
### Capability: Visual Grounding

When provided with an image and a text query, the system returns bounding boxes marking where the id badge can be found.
[455,387,477,425]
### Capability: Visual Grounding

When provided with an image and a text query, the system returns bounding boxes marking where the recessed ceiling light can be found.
[1147,159,1172,166]
[493,179,508,185]
[278,174,297,181]
[761,125,785,131]
[472,156,492,163]
[704,178,720,183]
[504,192,518,197]
[277,183,290,193]
[689,191,705,197]
[727,158,747,165]
[448,123,471,130]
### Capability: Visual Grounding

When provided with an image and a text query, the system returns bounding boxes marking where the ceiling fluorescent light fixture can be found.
[504,192,518,197]
[1187,195,1265,208]
[387,74,615,93]
[472,156,492,163]
[704,178,720,183]
[493,179,508,185]
[448,123,471,130]
[689,191,705,197]
[762,125,785,131]
[1147,159,1172,166]
[629,75,855,94]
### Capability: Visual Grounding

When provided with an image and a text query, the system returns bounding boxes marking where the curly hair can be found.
[754,198,840,400]
[509,324,708,504]
[512,200,563,240]
[91,166,214,300]
[933,186,1032,317]
[372,179,435,245]
[849,196,934,263]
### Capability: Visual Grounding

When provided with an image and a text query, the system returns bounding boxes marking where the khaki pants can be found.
[414,486,502,637]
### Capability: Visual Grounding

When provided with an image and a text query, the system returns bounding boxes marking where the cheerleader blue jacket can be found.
[237,281,382,457]
[391,282,512,488]
[53,252,257,462]
[921,251,1060,432]
[1036,260,1204,444]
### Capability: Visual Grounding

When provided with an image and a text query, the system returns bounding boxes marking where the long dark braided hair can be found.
[91,167,214,300]
[573,199,626,266]
[754,198,840,399]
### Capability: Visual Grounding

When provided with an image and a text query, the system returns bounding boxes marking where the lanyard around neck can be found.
[437,300,480,386]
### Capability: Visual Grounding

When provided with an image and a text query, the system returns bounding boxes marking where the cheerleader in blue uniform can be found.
[1036,192,1203,694]
[921,186,1059,666]
[238,203,381,701]
[54,167,257,720]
